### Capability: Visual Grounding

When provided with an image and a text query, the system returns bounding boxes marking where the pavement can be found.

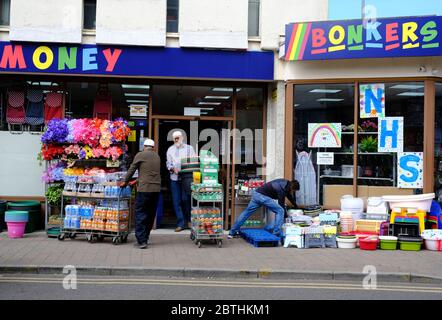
[0,229,441,284]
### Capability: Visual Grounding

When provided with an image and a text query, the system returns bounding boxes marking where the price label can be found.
[106,160,120,168]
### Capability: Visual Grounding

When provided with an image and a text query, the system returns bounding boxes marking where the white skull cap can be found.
[144,138,155,147]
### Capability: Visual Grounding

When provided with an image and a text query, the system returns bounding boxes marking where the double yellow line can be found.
[0,276,441,294]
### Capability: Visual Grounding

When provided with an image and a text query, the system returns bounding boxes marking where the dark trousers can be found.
[135,192,160,244]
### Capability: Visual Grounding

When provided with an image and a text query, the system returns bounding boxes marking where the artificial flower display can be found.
[42,162,66,183]
[41,118,131,145]
[63,167,85,176]
[41,119,69,144]
[41,144,65,160]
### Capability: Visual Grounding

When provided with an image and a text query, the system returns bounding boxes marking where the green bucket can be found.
[399,241,422,251]
[380,240,397,250]
[7,201,42,233]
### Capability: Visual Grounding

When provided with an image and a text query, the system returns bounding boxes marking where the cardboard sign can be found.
[360,84,385,118]
[106,160,120,168]
[129,105,147,117]
[308,123,341,148]
[317,152,334,165]
[378,117,403,152]
[398,152,423,189]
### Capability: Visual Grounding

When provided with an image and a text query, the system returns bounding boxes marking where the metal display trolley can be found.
[58,180,132,245]
[190,184,224,248]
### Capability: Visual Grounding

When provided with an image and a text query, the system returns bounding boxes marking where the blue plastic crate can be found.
[239,228,280,247]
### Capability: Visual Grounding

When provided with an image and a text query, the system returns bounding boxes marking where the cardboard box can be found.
[323,185,414,210]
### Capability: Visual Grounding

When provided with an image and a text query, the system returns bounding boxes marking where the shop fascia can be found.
[283,15,442,61]
[0,44,122,72]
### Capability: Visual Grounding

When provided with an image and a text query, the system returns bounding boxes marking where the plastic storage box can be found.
[398,236,423,251]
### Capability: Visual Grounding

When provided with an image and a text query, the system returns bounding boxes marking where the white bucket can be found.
[337,237,357,249]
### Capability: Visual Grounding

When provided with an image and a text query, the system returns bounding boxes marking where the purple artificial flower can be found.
[41,119,69,144]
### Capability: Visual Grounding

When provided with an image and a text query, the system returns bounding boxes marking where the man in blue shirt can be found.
[228,179,300,238]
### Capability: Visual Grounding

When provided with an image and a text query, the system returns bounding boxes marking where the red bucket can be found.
[359,237,379,250]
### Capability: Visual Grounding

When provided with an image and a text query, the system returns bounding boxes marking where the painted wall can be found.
[265,81,286,181]
[179,0,248,49]
[9,0,82,43]
[0,132,44,197]
[96,0,167,46]
[260,0,328,50]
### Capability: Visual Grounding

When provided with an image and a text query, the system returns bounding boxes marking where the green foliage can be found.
[360,136,378,153]
[45,184,64,206]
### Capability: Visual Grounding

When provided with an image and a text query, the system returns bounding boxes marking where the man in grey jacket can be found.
[121,138,161,249]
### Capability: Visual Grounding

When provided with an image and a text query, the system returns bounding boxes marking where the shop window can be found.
[83,0,97,30]
[234,87,265,225]
[167,0,179,33]
[434,83,442,201]
[357,82,424,196]
[0,0,10,26]
[293,83,355,208]
[248,0,260,37]
[152,85,233,117]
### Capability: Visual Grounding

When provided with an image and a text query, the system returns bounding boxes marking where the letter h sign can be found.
[378,117,404,153]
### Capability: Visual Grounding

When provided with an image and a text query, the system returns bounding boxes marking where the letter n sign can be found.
[360,84,385,118]
[378,117,403,152]
[397,152,423,188]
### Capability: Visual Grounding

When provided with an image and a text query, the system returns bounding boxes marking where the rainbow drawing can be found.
[308,123,342,148]
[285,22,312,61]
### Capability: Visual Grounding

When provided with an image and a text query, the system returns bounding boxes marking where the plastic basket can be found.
[354,219,382,234]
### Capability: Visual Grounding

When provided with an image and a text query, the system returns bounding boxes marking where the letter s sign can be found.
[398,153,423,189]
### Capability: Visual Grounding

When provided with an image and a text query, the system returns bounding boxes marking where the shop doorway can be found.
[153,118,233,229]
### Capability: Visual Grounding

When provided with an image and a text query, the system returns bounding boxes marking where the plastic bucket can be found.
[359,237,379,250]
[7,222,27,238]
[336,237,357,249]
[424,239,442,251]
[379,236,398,250]
[5,211,29,222]
[7,201,41,233]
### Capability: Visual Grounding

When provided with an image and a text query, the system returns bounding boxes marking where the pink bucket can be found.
[7,222,27,238]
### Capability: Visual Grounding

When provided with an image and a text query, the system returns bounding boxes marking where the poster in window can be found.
[397,152,423,189]
[360,84,385,118]
[378,117,403,152]
[308,123,341,148]
[130,105,147,118]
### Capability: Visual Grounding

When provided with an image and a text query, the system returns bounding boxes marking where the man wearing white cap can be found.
[122,138,161,249]
[166,130,196,232]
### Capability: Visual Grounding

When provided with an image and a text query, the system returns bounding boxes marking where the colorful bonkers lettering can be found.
[285,16,442,61]
[0,43,122,73]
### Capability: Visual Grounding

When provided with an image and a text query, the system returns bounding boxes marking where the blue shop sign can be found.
[0,41,274,81]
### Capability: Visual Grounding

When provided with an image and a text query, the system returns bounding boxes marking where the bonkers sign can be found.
[285,16,442,61]
[0,41,274,80]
